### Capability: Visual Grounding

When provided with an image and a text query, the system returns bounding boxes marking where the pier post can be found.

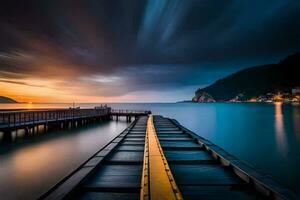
[65,121,69,128]
[3,130,13,141]
[64,121,67,129]
[24,127,29,136]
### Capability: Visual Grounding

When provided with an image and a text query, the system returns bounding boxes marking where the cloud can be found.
[0,0,300,101]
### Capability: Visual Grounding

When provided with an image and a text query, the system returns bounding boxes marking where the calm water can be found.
[0,120,128,200]
[1,102,300,199]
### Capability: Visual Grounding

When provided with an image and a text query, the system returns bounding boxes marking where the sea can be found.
[0,102,300,199]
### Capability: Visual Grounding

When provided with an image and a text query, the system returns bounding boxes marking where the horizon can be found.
[1,53,293,103]
[1,1,300,102]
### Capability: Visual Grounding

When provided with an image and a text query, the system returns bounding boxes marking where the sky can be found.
[0,0,300,103]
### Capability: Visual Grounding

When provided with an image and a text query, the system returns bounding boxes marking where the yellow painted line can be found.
[140,115,183,200]
[141,120,149,200]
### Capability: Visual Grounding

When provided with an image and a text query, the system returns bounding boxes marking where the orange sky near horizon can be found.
[0,79,122,103]
[0,77,182,103]
[0,78,191,103]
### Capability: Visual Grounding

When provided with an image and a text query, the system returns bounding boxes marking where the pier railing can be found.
[0,107,152,131]
[110,109,151,115]
[0,108,110,128]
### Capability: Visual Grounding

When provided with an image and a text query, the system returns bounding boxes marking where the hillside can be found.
[0,96,17,103]
[193,53,300,101]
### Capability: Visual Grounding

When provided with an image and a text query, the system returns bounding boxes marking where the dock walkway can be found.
[0,108,150,139]
[0,108,111,130]
[41,115,299,200]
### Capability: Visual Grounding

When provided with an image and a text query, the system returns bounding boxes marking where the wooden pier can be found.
[40,115,299,200]
[110,109,151,122]
[0,108,150,140]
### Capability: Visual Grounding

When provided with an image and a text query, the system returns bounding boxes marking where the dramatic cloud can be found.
[0,0,300,102]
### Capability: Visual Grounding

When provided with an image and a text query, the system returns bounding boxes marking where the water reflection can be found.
[292,103,300,142]
[0,121,128,200]
[0,126,51,144]
[11,143,54,180]
[274,102,287,155]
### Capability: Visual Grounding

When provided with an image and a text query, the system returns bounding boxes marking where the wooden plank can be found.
[84,157,105,167]
[164,150,215,162]
[170,164,243,186]
[84,165,142,189]
[160,141,200,148]
[78,192,139,200]
[122,141,145,145]
[179,186,265,200]
[96,150,112,157]
[116,145,145,151]
[108,151,144,162]
[124,138,145,142]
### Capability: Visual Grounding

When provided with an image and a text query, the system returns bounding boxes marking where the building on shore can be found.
[292,87,300,95]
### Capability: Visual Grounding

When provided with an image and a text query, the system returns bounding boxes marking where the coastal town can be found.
[232,88,300,103]
[192,87,300,103]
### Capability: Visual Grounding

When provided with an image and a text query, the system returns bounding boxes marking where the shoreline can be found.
[182,101,300,104]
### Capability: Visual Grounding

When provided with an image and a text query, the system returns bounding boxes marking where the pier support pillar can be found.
[3,130,13,141]
[64,121,69,129]
[24,127,30,136]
